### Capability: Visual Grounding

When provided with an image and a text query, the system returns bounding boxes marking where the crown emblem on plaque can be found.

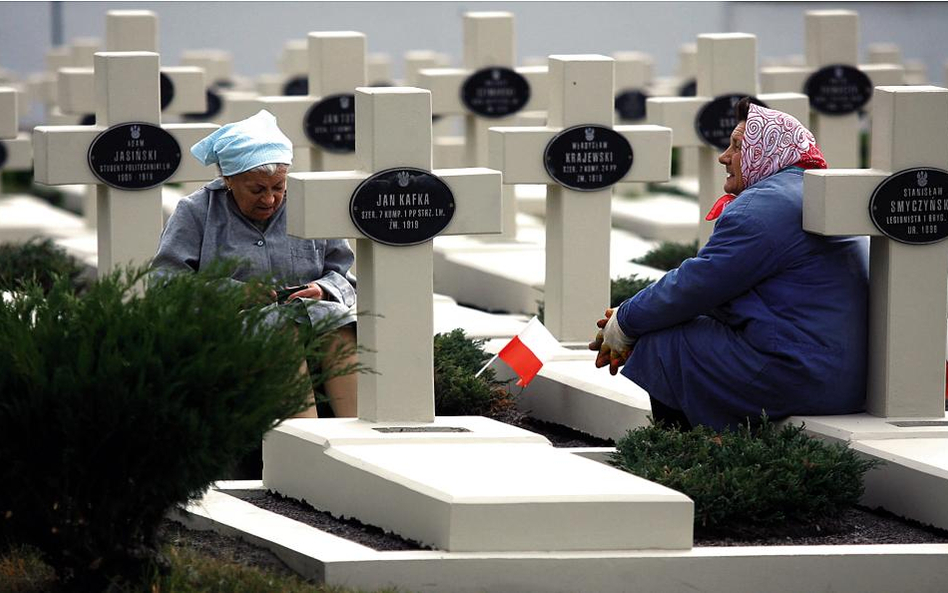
[396,170,411,187]
[130,125,141,139]
[918,171,929,187]
[834,66,844,79]
[491,69,501,81]
[585,128,596,141]
[340,96,351,109]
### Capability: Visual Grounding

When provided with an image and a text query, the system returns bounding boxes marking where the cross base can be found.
[263,416,692,552]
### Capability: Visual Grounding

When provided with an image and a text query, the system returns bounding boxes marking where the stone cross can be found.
[28,39,99,125]
[417,11,548,240]
[367,53,394,87]
[0,87,32,193]
[285,87,501,423]
[489,55,672,342]
[180,50,259,126]
[257,32,365,174]
[759,10,904,168]
[33,52,217,275]
[646,33,810,245]
[804,85,948,419]
[613,51,653,124]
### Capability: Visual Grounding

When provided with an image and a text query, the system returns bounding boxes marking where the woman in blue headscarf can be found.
[153,110,357,418]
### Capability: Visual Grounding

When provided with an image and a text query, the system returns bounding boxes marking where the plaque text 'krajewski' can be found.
[87,122,181,190]
[304,93,356,153]
[544,125,634,191]
[869,168,948,245]
[695,94,767,150]
[804,64,873,116]
[461,67,531,118]
[350,167,455,246]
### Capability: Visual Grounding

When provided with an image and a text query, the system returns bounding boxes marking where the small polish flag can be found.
[477,316,562,387]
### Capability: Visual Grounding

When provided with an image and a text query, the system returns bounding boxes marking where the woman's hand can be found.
[287,282,324,302]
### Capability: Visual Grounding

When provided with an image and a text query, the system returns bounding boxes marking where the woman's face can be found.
[718,121,746,195]
[226,165,288,221]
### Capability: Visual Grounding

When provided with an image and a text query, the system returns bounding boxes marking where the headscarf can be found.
[706,103,827,220]
[190,110,293,177]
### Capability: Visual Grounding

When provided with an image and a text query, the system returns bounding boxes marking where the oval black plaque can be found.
[350,167,455,246]
[615,89,649,121]
[460,66,530,118]
[283,75,308,96]
[0,140,7,169]
[804,64,873,116]
[869,168,948,245]
[543,125,634,192]
[183,88,223,121]
[695,94,766,150]
[679,78,697,97]
[86,122,181,190]
[159,72,175,111]
[303,93,356,153]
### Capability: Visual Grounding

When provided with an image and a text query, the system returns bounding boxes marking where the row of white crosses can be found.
[0,86,32,195]
[805,85,948,419]
[489,55,672,342]
[287,87,502,423]
[258,32,366,174]
[34,52,217,276]
[418,11,548,241]
[647,33,810,245]
[760,10,904,168]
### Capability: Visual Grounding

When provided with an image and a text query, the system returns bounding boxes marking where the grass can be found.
[0,543,401,593]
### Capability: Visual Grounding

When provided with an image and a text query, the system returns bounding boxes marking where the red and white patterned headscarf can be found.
[740,103,826,189]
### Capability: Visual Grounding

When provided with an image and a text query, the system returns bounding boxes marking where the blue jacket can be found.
[618,167,869,430]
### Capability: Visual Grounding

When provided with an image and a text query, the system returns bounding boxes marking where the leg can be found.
[291,359,319,418]
[649,396,692,431]
[323,325,358,417]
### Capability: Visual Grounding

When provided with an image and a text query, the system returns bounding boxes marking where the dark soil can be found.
[513,415,614,448]
[225,489,428,551]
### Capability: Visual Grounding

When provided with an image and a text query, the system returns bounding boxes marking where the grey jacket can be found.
[153,178,356,329]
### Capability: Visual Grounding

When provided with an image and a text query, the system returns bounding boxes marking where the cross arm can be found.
[162,123,220,182]
[0,134,33,170]
[759,66,811,94]
[645,97,707,147]
[860,64,905,87]
[432,167,502,236]
[488,125,554,184]
[160,66,207,114]
[757,92,811,126]
[57,67,94,115]
[285,170,365,239]
[515,65,548,111]
[614,125,672,183]
[255,95,314,146]
[803,168,888,236]
[416,67,467,115]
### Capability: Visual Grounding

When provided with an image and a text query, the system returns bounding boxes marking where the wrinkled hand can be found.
[287,282,324,302]
[588,308,634,375]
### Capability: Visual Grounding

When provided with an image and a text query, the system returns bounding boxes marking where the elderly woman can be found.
[592,99,869,430]
[153,110,357,418]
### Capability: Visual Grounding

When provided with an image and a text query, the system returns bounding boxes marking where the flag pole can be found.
[474,353,499,378]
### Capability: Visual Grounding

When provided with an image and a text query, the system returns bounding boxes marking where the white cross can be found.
[33,52,217,276]
[26,39,99,125]
[257,32,366,174]
[646,33,810,246]
[759,10,904,168]
[0,86,32,193]
[804,85,948,419]
[489,55,672,342]
[55,11,208,120]
[286,87,501,423]
[255,39,308,97]
[367,53,394,87]
[613,51,653,123]
[417,11,548,240]
[179,50,260,126]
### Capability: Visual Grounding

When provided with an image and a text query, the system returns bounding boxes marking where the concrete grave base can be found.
[180,481,948,593]
[262,417,693,553]
[432,293,529,339]
[0,195,86,243]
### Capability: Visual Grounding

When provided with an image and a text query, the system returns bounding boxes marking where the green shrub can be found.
[610,419,880,535]
[610,274,654,307]
[0,263,356,588]
[632,240,698,271]
[433,329,516,418]
[0,238,89,295]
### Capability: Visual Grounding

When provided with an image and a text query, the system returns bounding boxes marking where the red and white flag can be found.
[487,316,562,387]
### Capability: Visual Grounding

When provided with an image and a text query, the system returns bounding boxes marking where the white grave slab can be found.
[647,33,809,245]
[266,87,693,553]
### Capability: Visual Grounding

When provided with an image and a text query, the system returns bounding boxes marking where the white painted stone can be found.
[0,86,33,198]
[612,51,652,124]
[647,33,810,246]
[611,194,700,243]
[432,293,529,339]
[804,86,948,419]
[264,417,693,552]
[180,49,233,86]
[33,52,217,276]
[867,43,902,66]
[257,32,365,173]
[489,55,671,341]
[416,11,549,240]
[367,52,393,86]
[286,87,501,423]
[0,196,86,243]
[759,10,905,168]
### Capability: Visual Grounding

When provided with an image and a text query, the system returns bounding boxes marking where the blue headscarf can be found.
[190,110,293,176]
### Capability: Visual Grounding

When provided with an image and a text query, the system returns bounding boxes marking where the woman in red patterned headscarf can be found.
[592,98,869,431]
